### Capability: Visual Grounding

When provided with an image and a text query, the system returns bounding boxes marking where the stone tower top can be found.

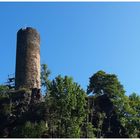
[17,27,40,44]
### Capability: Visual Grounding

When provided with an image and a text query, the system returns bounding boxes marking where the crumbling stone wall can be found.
[15,27,40,90]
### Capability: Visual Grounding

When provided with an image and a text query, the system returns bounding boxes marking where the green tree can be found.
[41,64,51,94]
[0,85,9,94]
[11,121,48,138]
[0,85,11,137]
[81,122,96,138]
[87,70,128,138]
[87,70,125,98]
[45,75,87,138]
[122,93,140,138]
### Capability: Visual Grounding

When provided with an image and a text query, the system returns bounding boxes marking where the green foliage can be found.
[41,64,51,94]
[87,70,125,98]
[1,66,140,138]
[121,93,140,138]
[11,121,48,138]
[0,86,11,137]
[81,122,96,138]
[87,71,128,138]
[86,122,96,138]
[45,75,87,138]
[0,85,9,94]
[11,89,31,119]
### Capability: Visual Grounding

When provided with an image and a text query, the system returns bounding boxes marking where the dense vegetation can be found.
[0,64,140,138]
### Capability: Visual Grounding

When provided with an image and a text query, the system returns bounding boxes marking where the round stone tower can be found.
[15,27,41,90]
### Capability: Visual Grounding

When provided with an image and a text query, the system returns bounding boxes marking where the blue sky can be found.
[0,2,140,95]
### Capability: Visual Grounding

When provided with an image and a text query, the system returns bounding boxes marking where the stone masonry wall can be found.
[15,27,40,90]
